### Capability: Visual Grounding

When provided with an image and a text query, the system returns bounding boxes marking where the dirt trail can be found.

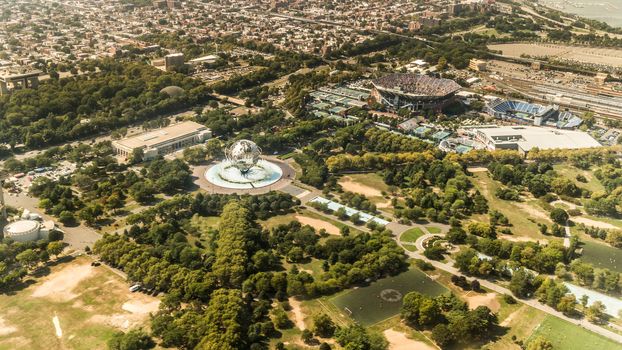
[288,297,306,330]
[501,306,524,327]
[572,217,618,230]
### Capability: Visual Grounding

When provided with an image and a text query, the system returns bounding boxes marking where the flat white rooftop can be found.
[114,121,207,150]
[476,125,601,151]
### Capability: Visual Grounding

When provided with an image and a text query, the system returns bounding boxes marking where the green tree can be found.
[550,208,569,225]
[107,328,155,350]
[312,313,336,338]
[16,249,39,269]
[431,324,453,348]
[526,336,553,350]
[509,268,534,298]
[586,301,606,324]
[47,241,64,260]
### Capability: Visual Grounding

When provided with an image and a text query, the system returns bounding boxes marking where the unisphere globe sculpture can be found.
[225,140,262,173]
[204,139,284,190]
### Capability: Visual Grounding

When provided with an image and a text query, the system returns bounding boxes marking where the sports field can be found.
[579,240,622,273]
[526,315,621,350]
[330,269,447,326]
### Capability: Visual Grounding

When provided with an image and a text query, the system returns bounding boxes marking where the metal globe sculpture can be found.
[204,139,284,190]
[225,139,262,173]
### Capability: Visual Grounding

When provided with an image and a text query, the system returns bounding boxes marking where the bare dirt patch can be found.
[500,235,548,244]
[339,176,383,197]
[572,217,618,230]
[31,263,94,301]
[383,329,436,350]
[122,299,160,314]
[288,297,306,330]
[466,292,501,313]
[0,316,17,336]
[295,215,340,235]
[515,203,551,222]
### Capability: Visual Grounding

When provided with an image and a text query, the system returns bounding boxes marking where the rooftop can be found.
[372,73,461,97]
[476,126,601,151]
[113,121,208,150]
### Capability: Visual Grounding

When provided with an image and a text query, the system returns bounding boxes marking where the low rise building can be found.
[467,125,601,154]
[113,121,212,161]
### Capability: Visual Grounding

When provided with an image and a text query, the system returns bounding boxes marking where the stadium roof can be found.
[475,126,601,152]
[372,73,461,97]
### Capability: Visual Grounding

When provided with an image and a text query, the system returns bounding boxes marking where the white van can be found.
[129,284,141,292]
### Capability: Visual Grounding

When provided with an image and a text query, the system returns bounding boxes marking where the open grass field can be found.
[400,228,425,243]
[552,164,605,194]
[0,256,159,350]
[526,315,621,350]
[426,226,442,234]
[399,228,425,252]
[488,305,547,350]
[579,240,622,273]
[471,172,550,238]
[330,269,447,326]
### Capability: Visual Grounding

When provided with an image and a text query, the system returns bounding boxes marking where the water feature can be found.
[204,140,283,189]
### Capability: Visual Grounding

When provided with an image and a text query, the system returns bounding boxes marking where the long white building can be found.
[467,125,601,154]
[113,121,212,161]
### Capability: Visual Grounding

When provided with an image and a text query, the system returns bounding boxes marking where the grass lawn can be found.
[426,226,442,234]
[579,240,622,273]
[400,228,425,243]
[342,173,390,193]
[260,213,298,230]
[190,214,220,231]
[471,172,549,238]
[330,268,447,326]
[488,305,547,350]
[527,315,621,350]
[553,164,605,194]
[0,256,159,350]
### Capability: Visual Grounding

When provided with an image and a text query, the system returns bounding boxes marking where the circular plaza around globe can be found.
[205,159,283,189]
